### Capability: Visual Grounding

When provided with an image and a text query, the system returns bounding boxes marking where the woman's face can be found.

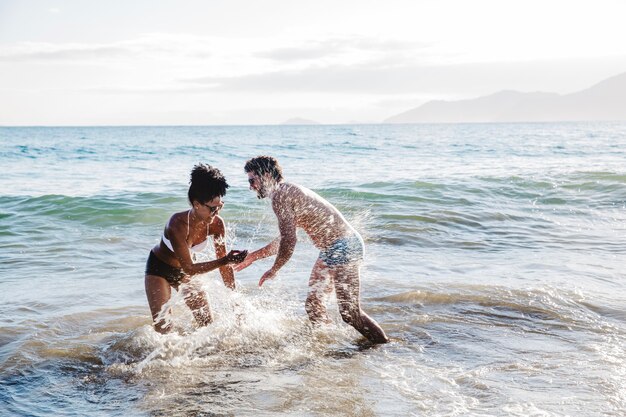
[198,196,223,219]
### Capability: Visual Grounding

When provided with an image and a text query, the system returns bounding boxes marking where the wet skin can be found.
[145,196,247,333]
[238,173,388,344]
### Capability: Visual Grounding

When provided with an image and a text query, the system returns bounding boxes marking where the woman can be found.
[145,163,247,333]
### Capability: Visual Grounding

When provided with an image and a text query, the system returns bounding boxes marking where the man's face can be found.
[247,172,269,199]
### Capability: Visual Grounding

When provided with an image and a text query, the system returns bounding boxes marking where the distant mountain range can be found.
[384,72,626,123]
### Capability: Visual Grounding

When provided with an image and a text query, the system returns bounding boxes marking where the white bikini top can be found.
[162,210,212,260]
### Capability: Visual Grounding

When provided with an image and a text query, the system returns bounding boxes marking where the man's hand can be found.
[258,269,276,287]
[233,254,255,272]
[225,250,248,264]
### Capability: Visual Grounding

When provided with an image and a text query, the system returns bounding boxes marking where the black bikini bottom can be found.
[145,250,187,286]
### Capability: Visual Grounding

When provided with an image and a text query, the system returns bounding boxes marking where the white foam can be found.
[104,275,355,378]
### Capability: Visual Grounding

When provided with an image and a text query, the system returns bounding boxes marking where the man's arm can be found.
[259,190,297,286]
[233,237,280,272]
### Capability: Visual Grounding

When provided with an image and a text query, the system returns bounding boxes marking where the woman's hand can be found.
[225,249,248,264]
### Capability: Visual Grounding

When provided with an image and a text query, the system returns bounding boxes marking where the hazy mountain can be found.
[281,117,320,125]
[384,72,626,123]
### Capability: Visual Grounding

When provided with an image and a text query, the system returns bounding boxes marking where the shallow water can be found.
[1,123,625,416]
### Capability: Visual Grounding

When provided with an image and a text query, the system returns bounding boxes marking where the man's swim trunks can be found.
[318,233,364,266]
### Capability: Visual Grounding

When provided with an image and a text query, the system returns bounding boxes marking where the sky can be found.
[1,0,626,126]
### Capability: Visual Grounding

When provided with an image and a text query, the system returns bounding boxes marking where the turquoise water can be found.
[1,123,625,416]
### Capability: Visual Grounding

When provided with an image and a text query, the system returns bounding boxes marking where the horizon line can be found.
[2,120,626,128]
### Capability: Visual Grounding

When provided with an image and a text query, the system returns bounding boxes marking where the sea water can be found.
[0,123,625,416]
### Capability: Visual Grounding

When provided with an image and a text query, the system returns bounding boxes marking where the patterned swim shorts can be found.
[318,233,364,266]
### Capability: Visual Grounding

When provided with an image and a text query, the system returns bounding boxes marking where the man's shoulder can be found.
[271,182,306,208]
[274,182,302,197]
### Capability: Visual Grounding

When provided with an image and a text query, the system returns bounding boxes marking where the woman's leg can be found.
[145,274,173,334]
[332,263,389,344]
[181,281,213,327]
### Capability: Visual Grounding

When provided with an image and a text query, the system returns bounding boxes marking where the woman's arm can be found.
[168,214,246,276]
[212,216,236,290]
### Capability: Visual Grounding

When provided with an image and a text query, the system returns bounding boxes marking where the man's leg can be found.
[305,258,334,324]
[333,263,389,344]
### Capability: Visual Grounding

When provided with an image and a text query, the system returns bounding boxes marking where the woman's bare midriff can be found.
[152,242,183,267]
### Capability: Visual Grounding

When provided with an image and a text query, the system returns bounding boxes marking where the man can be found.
[235,156,389,344]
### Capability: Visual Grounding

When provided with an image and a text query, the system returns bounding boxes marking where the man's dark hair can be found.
[244,155,284,182]
[188,163,229,204]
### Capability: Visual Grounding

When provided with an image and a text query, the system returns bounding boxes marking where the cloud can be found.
[79,85,221,95]
[257,37,427,62]
[0,45,133,62]
[0,34,213,63]
[182,61,513,95]
[180,55,626,97]
[258,45,336,61]
[5,32,624,103]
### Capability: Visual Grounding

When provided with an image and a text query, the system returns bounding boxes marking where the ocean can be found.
[0,123,625,416]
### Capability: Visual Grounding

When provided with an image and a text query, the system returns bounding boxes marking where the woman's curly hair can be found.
[188,163,229,204]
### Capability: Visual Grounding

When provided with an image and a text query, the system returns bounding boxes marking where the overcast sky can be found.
[1,0,626,125]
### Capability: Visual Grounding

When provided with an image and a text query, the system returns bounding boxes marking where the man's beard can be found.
[256,183,268,199]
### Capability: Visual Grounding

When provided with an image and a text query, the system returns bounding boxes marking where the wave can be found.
[0,283,359,378]
[2,169,624,253]
[311,175,626,251]
[375,284,626,332]
[2,279,625,417]
[0,193,181,227]
[4,282,623,381]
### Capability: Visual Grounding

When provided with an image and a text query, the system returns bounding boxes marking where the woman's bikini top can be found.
[162,210,211,259]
